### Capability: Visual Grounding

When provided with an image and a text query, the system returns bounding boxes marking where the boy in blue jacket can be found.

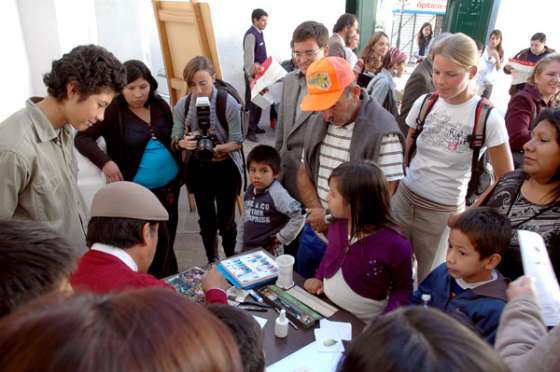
[412,207,512,345]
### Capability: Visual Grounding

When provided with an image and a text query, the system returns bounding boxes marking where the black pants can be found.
[244,73,262,135]
[188,156,241,262]
[147,178,180,278]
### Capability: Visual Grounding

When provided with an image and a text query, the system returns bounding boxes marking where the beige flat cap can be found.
[91,181,169,221]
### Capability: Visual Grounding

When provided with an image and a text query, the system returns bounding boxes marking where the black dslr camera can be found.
[194,96,217,162]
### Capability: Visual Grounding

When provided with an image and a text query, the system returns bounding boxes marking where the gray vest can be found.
[303,93,405,185]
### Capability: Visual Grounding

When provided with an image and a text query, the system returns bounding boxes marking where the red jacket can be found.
[505,84,548,152]
[71,250,227,304]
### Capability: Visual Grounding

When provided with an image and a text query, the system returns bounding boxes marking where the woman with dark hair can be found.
[506,53,560,167]
[338,307,509,372]
[0,288,243,372]
[304,162,412,322]
[366,47,408,117]
[416,22,433,62]
[75,59,180,278]
[473,108,560,280]
[477,29,504,98]
[172,56,243,263]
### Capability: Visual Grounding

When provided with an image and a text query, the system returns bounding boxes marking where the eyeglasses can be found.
[292,49,322,58]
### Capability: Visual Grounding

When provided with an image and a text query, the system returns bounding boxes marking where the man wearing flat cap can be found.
[71,181,228,304]
[295,57,405,278]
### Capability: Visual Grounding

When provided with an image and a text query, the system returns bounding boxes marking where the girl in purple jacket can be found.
[304,162,413,322]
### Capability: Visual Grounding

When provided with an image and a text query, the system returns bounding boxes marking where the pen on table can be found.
[239,306,268,313]
[278,298,303,319]
[274,307,299,329]
[248,289,264,303]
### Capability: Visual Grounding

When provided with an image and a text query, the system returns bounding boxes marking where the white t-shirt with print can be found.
[404,94,508,205]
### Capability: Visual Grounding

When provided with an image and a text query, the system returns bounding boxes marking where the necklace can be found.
[506,182,559,228]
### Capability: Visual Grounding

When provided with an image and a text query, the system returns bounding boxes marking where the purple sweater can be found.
[315,220,413,313]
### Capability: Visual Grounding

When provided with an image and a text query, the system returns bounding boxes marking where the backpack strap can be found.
[216,88,230,133]
[466,98,493,199]
[183,94,192,127]
[406,93,439,166]
[216,87,248,191]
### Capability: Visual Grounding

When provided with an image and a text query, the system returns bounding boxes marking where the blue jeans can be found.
[296,224,327,279]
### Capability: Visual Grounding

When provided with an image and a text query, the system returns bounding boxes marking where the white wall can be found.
[16,0,62,99]
[6,0,553,121]
[1,0,344,117]
[206,0,345,94]
[0,0,31,121]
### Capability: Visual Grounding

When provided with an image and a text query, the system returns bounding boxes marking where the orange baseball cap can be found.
[301,57,355,112]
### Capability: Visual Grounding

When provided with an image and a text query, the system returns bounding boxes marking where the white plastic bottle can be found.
[421,294,431,308]
[274,309,289,338]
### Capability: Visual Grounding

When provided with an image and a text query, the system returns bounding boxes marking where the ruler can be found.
[287,285,338,318]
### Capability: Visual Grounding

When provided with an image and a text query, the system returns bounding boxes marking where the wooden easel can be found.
[152,0,243,215]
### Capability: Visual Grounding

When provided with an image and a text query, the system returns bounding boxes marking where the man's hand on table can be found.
[202,265,229,292]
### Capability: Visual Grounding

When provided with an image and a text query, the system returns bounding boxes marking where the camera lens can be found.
[196,137,214,162]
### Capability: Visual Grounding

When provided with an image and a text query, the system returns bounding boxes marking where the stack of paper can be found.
[266,341,343,372]
[267,320,352,372]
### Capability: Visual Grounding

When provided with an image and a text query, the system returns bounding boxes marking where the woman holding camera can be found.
[75,60,181,278]
[172,56,243,263]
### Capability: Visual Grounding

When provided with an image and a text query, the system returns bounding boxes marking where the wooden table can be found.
[246,274,365,366]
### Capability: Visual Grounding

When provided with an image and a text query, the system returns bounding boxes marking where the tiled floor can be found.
[174,116,275,271]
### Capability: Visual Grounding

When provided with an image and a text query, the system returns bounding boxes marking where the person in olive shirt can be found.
[0,45,125,252]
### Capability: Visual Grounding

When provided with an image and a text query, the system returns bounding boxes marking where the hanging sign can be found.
[393,0,448,15]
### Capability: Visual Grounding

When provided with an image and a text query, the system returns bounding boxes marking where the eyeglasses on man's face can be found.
[292,49,322,58]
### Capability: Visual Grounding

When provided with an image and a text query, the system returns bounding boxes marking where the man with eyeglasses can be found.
[275,21,328,204]
[328,13,359,66]
[274,21,329,257]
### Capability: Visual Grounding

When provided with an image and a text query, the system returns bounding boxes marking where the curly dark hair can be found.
[43,44,126,101]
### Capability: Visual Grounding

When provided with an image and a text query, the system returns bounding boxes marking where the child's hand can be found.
[506,276,536,301]
[304,278,324,295]
[265,236,281,255]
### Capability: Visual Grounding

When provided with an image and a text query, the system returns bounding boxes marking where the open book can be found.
[164,267,207,304]
[218,250,279,289]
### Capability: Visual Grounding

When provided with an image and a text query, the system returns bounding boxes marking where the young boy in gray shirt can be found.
[237,145,305,255]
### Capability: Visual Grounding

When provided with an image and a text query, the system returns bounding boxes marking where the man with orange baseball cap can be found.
[295,56,405,278]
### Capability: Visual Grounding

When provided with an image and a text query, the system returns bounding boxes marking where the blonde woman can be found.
[172,56,244,263]
[506,53,560,167]
[391,33,514,283]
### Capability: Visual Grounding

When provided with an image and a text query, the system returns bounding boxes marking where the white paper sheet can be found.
[266,341,343,372]
[518,230,560,326]
[319,319,352,341]
[253,315,268,329]
[251,59,287,99]
[508,59,535,85]
[252,92,275,109]
[314,328,345,353]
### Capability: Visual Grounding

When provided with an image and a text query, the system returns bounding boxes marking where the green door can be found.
[443,0,501,44]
